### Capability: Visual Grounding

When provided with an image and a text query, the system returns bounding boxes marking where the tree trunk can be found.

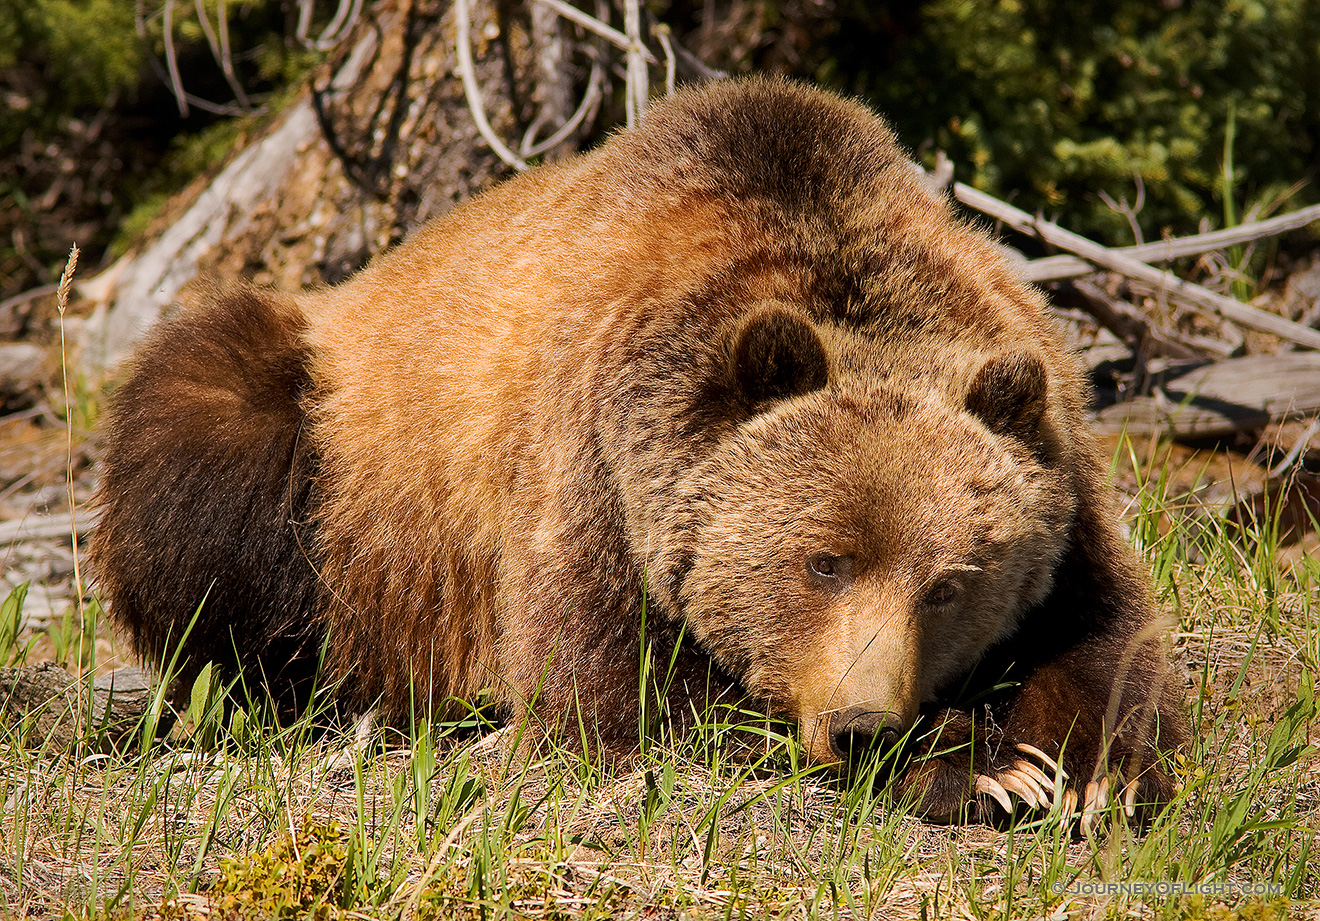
[80,0,587,376]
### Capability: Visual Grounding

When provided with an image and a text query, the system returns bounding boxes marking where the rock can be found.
[0,663,166,751]
[1289,259,1320,326]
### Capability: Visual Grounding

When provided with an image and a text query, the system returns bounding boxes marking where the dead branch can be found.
[521,57,604,158]
[1024,202,1320,283]
[532,0,657,63]
[523,0,575,157]
[653,23,677,96]
[455,0,529,171]
[1057,279,1218,362]
[297,0,364,50]
[1269,416,1320,479]
[956,183,1320,350]
[195,0,252,111]
[162,0,188,117]
[0,510,98,545]
[624,0,649,126]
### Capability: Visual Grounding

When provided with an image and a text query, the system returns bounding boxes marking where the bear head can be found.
[672,305,1077,765]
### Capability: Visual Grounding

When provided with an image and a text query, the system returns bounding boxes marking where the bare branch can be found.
[1060,278,1227,361]
[455,0,528,171]
[956,183,1320,350]
[662,30,726,81]
[1269,416,1320,480]
[522,0,574,156]
[653,23,677,96]
[197,0,252,110]
[522,58,604,158]
[295,0,315,47]
[315,0,363,50]
[624,0,648,127]
[532,0,656,63]
[1025,202,1320,283]
[162,0,189,117]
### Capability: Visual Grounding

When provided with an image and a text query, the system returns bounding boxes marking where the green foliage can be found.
[203,818,350,921]
[46,601,97,673]
[0,0,141,129]
[1159,894,1291,921]
[822,0,1320,242]
[0,583,30,666]
[0,0,320,300]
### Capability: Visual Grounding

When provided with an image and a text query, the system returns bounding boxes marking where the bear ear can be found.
[730,305,830,409]
[965,352,1048,438]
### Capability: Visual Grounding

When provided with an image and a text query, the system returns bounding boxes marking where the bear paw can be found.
[897,740,1067,825]
[898,718,1176,829]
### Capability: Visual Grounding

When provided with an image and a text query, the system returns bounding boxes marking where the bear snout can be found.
[827,704,906,768]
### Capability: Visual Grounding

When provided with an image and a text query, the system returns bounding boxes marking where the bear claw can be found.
[1122,779,1139,818]
[974,774,1015,813]
[998,767,1045,808]
[1080,776,1111,834]
[977,742,1074,816]
[1011,758,1055,795]
[1061,788,1079,818]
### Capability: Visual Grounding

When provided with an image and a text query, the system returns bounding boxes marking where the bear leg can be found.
[91,287,326,717]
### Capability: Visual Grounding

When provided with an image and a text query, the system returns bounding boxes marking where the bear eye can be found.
[923,577,960,608]
[807,553,853,587]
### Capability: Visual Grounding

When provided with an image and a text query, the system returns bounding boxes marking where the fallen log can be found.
[0,509,98,545]
[1091,353,1320,439]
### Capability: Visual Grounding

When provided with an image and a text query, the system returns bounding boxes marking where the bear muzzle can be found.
[792,608,922,766]
[827,704,907,769]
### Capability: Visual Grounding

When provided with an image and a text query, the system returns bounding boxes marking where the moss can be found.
[1157,894,1292,921]
[156,818,351,921]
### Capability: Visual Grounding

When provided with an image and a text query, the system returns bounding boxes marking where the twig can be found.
[313,0,363,50]
[1061,278,1220,361]
[956,183,1320,350]
[653,23,677,96]
[1128,202,1320,261]
[521,58,604,158]
[162,0,189,117]
[294,0,315,47]
[194,0,251,110]
[216,0,253,109]
[454,0,528,171]
[138,0,249,117]
[521,0,575,157]
[1024,202,1320,283]
[531,0,657,63]
[663,31,726,81]
[1098,173,1146,246]
[1269,416,1320,480]
[0,284,59,318]
[623,0,649,127]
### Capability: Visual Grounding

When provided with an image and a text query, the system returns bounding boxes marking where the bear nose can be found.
[828,705,905,767]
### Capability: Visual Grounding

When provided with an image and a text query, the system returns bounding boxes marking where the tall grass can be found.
[0,440,1315,919]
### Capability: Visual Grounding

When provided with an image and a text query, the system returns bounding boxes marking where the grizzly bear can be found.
[91,77,1186,824]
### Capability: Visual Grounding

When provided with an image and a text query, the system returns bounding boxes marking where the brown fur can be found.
[91,286,324,714]
[92,77,1186,822]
